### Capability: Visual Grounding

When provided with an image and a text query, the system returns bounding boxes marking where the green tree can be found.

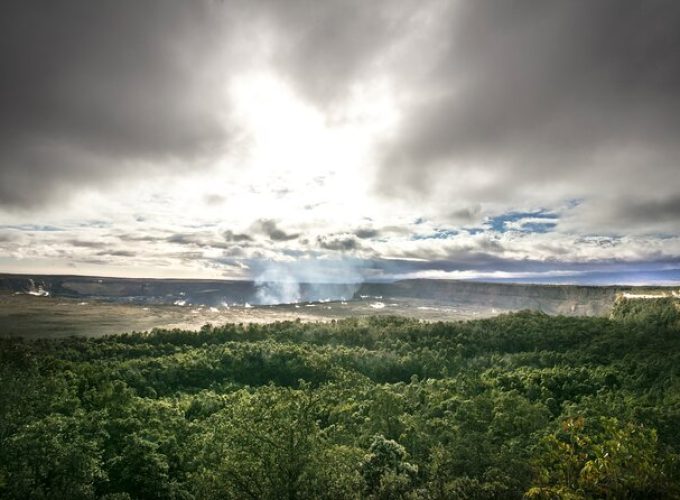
[361,435,418,499]
[527,416,673,498]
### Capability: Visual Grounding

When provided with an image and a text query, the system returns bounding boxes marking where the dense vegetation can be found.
[1,298,679,499]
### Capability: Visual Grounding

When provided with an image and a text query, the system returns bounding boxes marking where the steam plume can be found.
[253,259,364,305]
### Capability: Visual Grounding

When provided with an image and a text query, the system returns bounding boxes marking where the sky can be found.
[1,0,679,285]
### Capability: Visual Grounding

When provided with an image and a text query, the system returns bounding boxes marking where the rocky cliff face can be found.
[0,275,357,306]
[0,274,258,305]
[355,280,666,316]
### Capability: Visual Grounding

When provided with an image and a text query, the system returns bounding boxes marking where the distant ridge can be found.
[1,273,677,315]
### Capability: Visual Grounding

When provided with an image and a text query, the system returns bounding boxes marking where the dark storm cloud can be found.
[3,0,679,270]
[617,196,680,224]
[257,0,420,105]
[377,1,680,205]
[0,0,418,210]
[0,0,234,208]
[562,194,680,235]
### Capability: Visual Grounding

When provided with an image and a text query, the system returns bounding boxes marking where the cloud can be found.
[0,0,420,210]
[354,228,379,239]
[623,196,680,224]
[446,206,483,225]
[560,194,680,235]
[252,219,299,241]
[486,211,558,233]
[223,230,253,243]
[117,234,167,243]
[204,194,226,206]
[96,250,136,258]
[374,1,680,226]
[166,233,200,246]
[255,0,424,105]
[317,235,359,251]
[0,0,678,283]
[67,239,108,249]
[0,0,242,209]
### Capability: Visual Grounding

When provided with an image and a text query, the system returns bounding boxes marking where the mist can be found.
[252,259,364,305]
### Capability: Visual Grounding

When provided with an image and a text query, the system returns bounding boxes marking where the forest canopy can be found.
[1,298,679,499]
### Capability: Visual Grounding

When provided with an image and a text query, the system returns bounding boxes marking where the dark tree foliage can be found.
[1,298,679,498]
